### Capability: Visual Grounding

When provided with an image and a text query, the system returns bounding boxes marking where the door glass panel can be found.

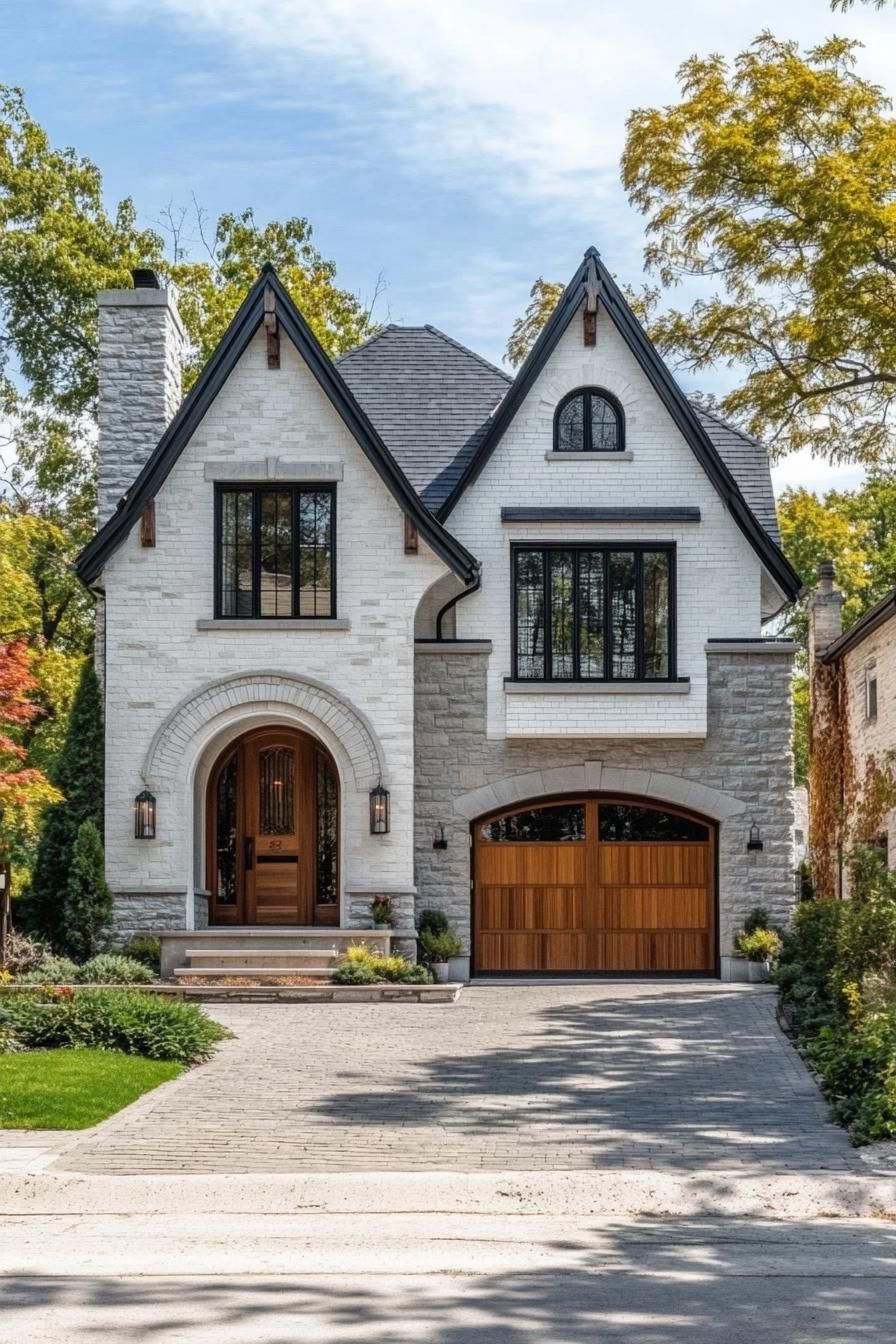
[599,804,708,842]
[298,491,333,617]
[220,490,253,617]
[556,394,586,451]
[481,805,585,842]
[259,746,294,835]
[515,550,546,679]
[609,551,637,679]
[590,395,619,451]
[642,551,670,679]
[578,551,605,679]
[259,491,293,616]
[316,752,338,905]
[549,551,574,679]
[214,753,238,905]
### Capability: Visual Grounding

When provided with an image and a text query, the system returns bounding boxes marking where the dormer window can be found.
[554,388,624,453]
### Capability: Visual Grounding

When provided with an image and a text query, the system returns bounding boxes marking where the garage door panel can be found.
[653,932,713,971]
[478,886,584,931]
[476,932,543,972]
[597,844,708,886]
[591,887,709,930]
[543,933,587,970]
[476,845,585,886]
[588,933,649,971]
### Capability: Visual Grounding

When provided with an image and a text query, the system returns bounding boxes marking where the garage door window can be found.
[480,804,585,842]
[598,804,709,842]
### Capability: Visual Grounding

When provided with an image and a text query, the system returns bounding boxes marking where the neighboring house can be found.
[76,248,801,980]
[809,563,896,887]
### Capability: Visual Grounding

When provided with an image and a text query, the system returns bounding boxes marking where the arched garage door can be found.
[473,797,716,974]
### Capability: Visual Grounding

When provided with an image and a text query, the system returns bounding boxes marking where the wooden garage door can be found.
[473,798,715,974]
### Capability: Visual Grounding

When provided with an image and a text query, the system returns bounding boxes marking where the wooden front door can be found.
[207,727,339,926]
[473,797,715,974]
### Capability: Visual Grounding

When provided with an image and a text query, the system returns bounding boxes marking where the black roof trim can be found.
[76,267,479,586]
[821,588,896,663]
[437,248,801,601]
[501,506,700,523]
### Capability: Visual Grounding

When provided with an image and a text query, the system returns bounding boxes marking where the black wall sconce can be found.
[369,782,390,835]
[433,823,448,850]
[134,789,157,840]
[747,820,764,852]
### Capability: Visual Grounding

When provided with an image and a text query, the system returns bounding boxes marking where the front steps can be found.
[160,928,392,982]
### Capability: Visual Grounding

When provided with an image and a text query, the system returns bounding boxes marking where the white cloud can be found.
[772,450,865,499]
[93,0,894,213]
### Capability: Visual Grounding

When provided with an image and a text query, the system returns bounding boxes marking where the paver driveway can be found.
[54,983,860,1175]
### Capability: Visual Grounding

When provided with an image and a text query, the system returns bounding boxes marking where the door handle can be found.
[244,837,255,871]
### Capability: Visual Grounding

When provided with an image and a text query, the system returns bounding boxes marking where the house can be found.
[76,248,801,980]
[808,563,896,891]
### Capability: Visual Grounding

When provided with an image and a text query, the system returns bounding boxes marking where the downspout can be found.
[436,567,481,641]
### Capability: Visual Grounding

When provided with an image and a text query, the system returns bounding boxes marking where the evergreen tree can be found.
[25,657,103,946]
[62,818,111,959]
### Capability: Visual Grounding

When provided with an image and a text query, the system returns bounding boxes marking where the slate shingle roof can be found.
[337,325,781,544]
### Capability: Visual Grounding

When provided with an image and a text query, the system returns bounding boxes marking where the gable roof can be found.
[75,267,479,587]
[337,325,782,545]
[337,325,511,513]
[821,587,896,663]
[433,248,800,600]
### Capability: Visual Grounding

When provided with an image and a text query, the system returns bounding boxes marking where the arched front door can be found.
[207,727,339,926]
[473,796,715,974]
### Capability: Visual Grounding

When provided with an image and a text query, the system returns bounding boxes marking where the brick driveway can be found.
[54,984,860,1175]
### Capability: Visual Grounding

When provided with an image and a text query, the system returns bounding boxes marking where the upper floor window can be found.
[512,544,674,682]
[866,665,878,720]
[554,388,624,453]
[215,485,335,619]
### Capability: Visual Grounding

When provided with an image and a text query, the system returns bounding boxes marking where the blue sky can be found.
[4,0,893,492]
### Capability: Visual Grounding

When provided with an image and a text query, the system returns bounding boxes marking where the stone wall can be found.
[414,647,796,964]
[111,892,208,944]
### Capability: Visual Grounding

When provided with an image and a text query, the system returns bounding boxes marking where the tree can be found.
[505,278,566,369]
[24,657,103,945]
[0,640,60,874]
[62,818,111,960]
[620,36,896,465]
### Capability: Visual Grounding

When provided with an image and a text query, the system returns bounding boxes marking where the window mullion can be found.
[291,489,300,619]
[543,548,551,681]
[603,550,612,681]
[251,488,260,619]
[572,550,580,680]
[583,393,592,453]
[635,550,644,680]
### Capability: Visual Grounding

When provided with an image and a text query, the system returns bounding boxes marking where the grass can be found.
[0,1048,183,1129]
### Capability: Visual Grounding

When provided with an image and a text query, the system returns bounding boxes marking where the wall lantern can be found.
[747,820,764,852]
[134,790,157,840]
[369,783,390,835]
[433,822,448,850]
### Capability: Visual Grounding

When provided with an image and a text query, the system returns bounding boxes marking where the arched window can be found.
[554,388,624,453]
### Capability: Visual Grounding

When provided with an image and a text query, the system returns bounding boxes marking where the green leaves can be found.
[622,36,896,464]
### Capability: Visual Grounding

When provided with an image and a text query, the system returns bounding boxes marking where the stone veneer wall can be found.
[111,892,208,944]
[414,649,796,964]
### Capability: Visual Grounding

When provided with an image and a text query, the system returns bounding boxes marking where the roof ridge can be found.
[423,325,512,383]
[334,325,400,363]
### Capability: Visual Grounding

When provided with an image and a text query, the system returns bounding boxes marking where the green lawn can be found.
[0,1048,183,1129]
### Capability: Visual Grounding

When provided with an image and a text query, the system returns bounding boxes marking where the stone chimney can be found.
[96,269,185,526]
[808,559,844,666]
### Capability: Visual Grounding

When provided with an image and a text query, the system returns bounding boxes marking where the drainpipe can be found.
[435,567,481,641]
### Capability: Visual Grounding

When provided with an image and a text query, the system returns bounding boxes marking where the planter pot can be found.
[747,960,772,984]
[448,956,470,983]
[431,961,450,983]
[721,956,751,983]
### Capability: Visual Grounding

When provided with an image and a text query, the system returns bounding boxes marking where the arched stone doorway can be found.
[207,725,339,926]
[472,794,717,974]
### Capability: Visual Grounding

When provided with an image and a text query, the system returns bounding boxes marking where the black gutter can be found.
[436,570,481,640]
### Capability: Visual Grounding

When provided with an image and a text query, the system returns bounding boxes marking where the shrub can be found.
[63,819,113,960]
[332,944,433,985]
[417,908,449,937]
[332,959,378,985]
[18,955,80,984]
[121,935,162,974]
[77,954,154,985]
[733,927,782,963]
[0,989,228,1065]
[742,906,771,935]
[806,1001,896,1143]
[370,896,394,926]
[0,930,46,975]
[418,928,463,963]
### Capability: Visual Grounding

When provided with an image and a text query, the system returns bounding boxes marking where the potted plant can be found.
[418,928,464,982]
[370,896,394,927]
[733,924,782,982]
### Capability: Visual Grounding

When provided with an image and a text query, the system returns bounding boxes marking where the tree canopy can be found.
[620,35,896,466]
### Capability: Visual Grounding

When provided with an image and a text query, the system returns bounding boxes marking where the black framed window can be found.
[512,544,675,682]
[554,388,624,453]
[215,485,335,619]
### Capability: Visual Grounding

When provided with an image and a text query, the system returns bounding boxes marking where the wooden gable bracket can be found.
[583,254,600,347]
[140,499,156,548]
[264,286,280,369]
[404,515,419,554]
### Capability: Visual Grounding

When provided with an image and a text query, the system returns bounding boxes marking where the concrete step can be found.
[185,949,340,967]
[173,965,336,980]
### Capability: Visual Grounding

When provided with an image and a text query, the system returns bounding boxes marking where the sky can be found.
[4,0,894,496]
